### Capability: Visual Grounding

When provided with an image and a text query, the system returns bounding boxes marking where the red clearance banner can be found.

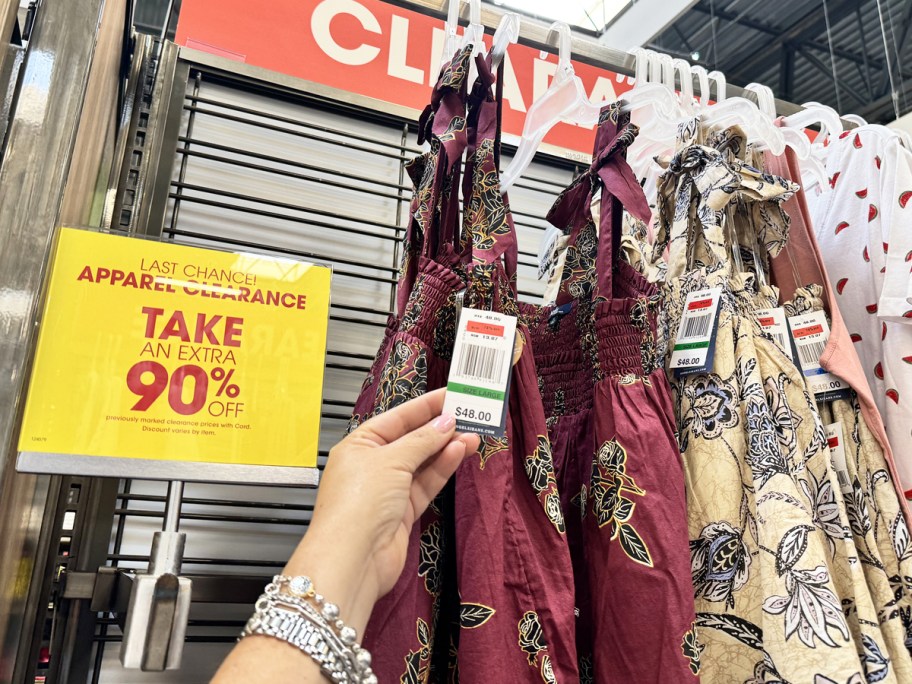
[175,0,636,156]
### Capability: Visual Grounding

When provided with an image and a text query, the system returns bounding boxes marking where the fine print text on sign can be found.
[18,228,331,477]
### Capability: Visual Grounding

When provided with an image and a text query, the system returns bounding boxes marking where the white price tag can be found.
[670,288,722,374]
[787,311,850,401]
[756,307,793,362]
[443,308,517,437]
[825,421,852,494]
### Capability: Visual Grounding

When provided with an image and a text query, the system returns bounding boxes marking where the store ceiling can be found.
[644,0,912,124]
[479,0,912,124]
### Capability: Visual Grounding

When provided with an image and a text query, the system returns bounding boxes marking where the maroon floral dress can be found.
[523,104,701,682]
[350,54,577,683]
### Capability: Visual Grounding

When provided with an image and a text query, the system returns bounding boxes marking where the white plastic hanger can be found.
[744,82,811,160]
[704,70,727,109]
[626,51,684,189]
[441,0,484,67]
[752,87,827,191]
[842,114,912,150]
[783,101,843,142]
[490,13,520,69]
[782,103,842,193]
[500,21,601,193]
[691,65,711,109]
[842,113,867,127]
[672,58,696,115]
[701,72,786,154]
[620,48,680,121]
[459,0,484,54]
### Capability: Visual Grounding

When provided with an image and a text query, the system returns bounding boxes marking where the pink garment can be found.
[765,136,912,518]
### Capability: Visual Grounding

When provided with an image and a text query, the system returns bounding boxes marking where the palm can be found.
[365,466,437,595]
[315,389,478,602]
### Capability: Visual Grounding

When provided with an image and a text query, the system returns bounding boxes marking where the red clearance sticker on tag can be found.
[467,321,505,337]
[792,324,824,338]
[688,298,713,310]
[757,307,794,363]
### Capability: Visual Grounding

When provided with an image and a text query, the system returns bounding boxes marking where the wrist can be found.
[282,525,379,636]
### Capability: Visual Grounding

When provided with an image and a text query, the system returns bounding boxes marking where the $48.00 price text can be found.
[454,406,493,423]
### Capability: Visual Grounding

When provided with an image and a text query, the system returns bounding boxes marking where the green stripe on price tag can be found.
[446,382,505,401]
[673,340,710,351]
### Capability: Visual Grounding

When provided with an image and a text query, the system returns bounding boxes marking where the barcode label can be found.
[797,340,826,367]
[825,422,851,494]
[444,308,517,437]
[756,307,793,363]
[836,469,851,490]
[457,343,507,384]
[681,314,712,339]
[671,288,722,373]
[788,310,849,399]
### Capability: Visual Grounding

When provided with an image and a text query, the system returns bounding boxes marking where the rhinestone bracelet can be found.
[241,575,376,684]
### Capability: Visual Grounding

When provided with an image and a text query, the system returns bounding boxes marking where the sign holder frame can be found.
[17,451,320,485]
[16,226,329,487]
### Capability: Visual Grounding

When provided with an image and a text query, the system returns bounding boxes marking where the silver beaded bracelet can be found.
[241,575,376,684]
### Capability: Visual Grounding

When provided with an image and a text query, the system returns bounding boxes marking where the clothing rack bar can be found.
[394,0,859,129]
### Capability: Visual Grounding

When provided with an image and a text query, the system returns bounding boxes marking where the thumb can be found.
[384,412,457,473]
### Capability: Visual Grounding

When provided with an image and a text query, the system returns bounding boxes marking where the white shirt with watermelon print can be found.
[809,126,912,491]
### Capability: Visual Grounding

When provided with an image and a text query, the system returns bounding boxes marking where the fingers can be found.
[352,388,447,447]
[384,408,459,473]
[409,439,467,516]
[458,432,481,455]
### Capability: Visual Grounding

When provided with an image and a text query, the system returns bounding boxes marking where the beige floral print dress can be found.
[651,122,890,683]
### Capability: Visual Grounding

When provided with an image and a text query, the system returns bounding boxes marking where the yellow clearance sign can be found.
[18,228,330,475]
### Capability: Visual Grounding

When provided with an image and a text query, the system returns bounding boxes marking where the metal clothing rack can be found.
[395,0,860,129]
[27,5,867,681]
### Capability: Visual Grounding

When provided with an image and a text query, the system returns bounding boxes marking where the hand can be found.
[212,391,477,684]
[301,389,479,608]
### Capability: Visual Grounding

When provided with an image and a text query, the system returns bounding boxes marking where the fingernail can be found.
[432,412,456,432]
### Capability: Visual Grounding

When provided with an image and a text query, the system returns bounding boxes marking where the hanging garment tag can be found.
[538,226,562,281]
[787,310,852,402]
[756,307,795,363]
[825,421,852,495]
[443,308,517,438]
[547,301,574,330]
[671,288,722,377]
